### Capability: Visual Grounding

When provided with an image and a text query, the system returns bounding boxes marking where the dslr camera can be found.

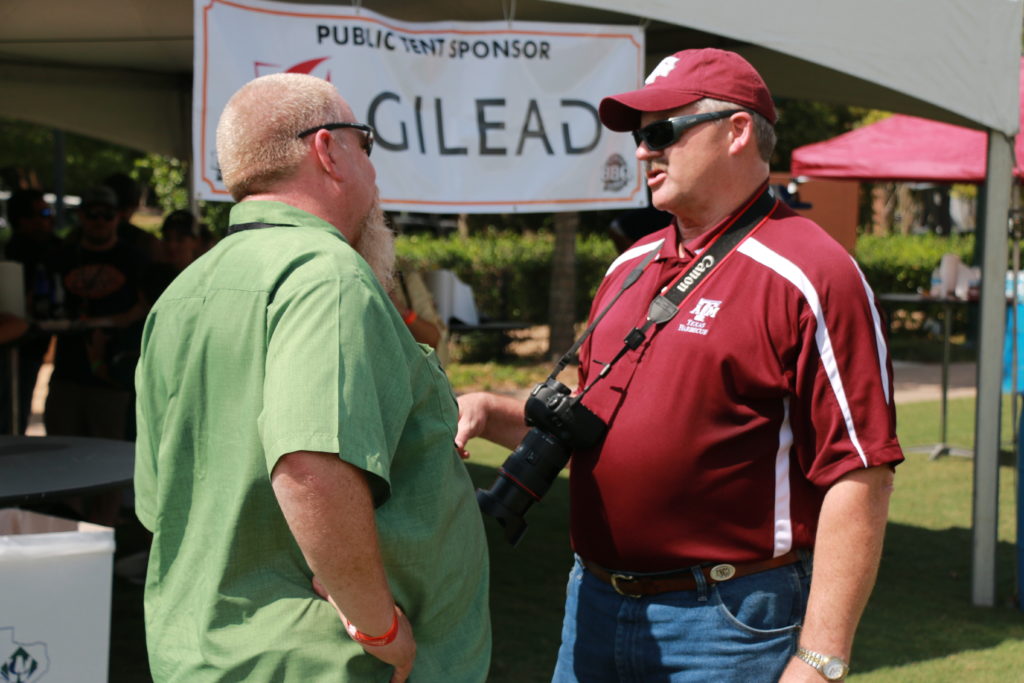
[476,377,606,545]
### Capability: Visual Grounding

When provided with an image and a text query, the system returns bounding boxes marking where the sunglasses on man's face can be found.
[83,208,116,222]
[297,122,375,157]
[632,109,744,151]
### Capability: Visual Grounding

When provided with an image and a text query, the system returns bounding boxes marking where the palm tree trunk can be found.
[548,212,578,359]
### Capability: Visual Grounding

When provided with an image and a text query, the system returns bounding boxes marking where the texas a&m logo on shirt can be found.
[678,298,722,336]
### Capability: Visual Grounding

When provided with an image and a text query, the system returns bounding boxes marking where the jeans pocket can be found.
[566,556,584,598]
[711,565,806,636]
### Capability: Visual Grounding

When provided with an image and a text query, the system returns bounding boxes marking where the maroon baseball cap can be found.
[599,48,777,131]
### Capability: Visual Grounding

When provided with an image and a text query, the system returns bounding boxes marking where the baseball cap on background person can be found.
[598,48,778,131]
[161,209,199,238]
[76,186,120,250]
[79,186,118,211]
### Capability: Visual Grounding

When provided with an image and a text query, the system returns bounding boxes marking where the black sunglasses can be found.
[83,208,116,221]
[297,122,375,157]
[632,109,744,151]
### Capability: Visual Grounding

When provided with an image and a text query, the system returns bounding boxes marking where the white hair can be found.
[216,73,345,201]
[693,97,777,162]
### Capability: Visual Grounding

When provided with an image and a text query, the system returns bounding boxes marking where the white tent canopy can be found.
[2,0,1021,607]
[2,0,1020,155]
[550,0,1022,134]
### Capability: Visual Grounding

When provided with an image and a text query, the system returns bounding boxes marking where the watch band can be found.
[796,647,849,681]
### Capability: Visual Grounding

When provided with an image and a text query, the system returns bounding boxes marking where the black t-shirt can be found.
[52,240,144,386]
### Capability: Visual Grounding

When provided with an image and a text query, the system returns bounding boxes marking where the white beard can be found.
[353,196,395,292]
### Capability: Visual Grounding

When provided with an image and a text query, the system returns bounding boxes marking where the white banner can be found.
[193,0,646,213]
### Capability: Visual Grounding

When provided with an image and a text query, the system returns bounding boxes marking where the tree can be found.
[0,116,143,194]
[0,116,233,235]
[772,99,864,171]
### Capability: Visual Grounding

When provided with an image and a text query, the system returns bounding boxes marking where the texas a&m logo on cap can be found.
[645,56,679,84]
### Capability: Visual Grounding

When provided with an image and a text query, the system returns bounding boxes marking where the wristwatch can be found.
[796,647,849,681]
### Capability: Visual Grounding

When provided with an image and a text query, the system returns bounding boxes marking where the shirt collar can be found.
[228,200,350,244]
[670,181,771,259]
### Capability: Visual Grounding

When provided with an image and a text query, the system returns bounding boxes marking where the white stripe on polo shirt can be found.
[851,255,892,405]
[605,239,665,277]
[774,397,794,557]
[738,237,870,468]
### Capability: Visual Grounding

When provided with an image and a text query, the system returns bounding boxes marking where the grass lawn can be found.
[467,395,1024,682]
[110,394,1024,681]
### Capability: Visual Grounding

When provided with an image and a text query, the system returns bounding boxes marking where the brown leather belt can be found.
[581,550,803,598]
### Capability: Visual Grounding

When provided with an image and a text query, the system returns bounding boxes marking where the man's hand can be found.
[454,392,491,458]
[778,656,829,682]
[313,577,416,682]
[272,452,416,682]
[455,392,529,457]
[780,465,894,683]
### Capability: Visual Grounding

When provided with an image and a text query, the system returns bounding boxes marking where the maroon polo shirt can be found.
[572,187,903,572]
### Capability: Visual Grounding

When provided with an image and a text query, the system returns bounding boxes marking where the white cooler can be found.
[0,508,115,683]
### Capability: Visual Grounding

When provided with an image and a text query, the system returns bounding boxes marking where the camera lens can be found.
[476,481,529,546]
[475,428,570,546]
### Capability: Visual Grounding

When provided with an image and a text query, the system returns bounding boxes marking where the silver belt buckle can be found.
[610,573,642,598]
[709,563,737,582]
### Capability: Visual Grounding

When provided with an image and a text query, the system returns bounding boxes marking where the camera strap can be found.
[582,187,778,393]
[547,243,663,380]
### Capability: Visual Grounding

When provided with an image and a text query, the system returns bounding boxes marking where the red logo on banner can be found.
[253,57,331,81]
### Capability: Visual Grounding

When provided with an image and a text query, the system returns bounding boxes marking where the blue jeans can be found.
[551,554,812,683]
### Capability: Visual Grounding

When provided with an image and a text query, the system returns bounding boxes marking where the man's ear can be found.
[312,130,344,180]
[727,111,755,156]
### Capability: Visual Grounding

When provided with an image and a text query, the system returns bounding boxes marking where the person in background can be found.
[160,209,202,272]
[390,268,449,365]
[46,185,148,439]
[134,73,490,682]
[143,209,203,302]
[457,48,902,682]
[3,189,62,433]
[0,313,29,345]
[103,172,161,263]
[607,198,673,254]
[0,313,31,434]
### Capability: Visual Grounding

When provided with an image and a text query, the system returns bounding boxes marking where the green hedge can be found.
[854,233,976,294]
[396,229,618,323]
[397,231,987,326]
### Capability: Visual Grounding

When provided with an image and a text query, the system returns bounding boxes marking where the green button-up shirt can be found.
[135,201,490,682]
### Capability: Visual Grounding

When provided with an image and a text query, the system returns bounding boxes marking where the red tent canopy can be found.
[790,59,1024,183]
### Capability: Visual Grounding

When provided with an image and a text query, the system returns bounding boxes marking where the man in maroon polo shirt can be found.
[457,48,902,682]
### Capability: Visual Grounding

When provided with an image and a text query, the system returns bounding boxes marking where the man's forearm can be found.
[271,450,396,635]
[455,391,529,452]
[784,465,894,679]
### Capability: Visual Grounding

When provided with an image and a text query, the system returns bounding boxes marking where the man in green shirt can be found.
[134,73,490,682]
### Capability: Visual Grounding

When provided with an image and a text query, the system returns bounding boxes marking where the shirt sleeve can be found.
[132,312,166,531]
[258,269,413,505]
[790,256,904,487]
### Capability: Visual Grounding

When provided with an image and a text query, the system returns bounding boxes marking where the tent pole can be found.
[1014,196,1024,612]
[183,86,198,218]
[972,130,1013,607]
[52,129,65,231]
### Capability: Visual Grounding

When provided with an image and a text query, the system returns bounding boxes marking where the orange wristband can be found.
[344,606,400,646]
[402,310,418,325]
